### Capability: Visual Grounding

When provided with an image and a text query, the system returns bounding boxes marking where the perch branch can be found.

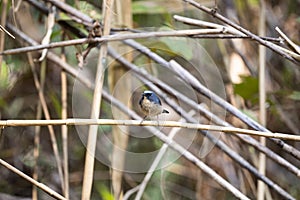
[1,119,300,141]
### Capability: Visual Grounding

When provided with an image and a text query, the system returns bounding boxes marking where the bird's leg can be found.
[140,115,147,124]
[156,115,160,127]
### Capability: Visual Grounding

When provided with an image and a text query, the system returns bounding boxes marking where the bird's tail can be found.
[162,109,169,114]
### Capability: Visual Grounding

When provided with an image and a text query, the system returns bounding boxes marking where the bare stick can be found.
[38,6,55,61]
[0,28,224,55]
[257,1,267,199]
[0,0,9,76]
[0,158,66,200]
[0,119,300,141]
[275,27,300,55]
[61,37,69,199]
[27,51,65,192]
[0,24,15,39]
[174,14,244,36]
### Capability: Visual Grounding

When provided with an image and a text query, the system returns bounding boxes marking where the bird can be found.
[139,90,169,123]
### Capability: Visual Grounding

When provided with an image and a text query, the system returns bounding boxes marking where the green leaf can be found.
[95,183,114,200]
[241,108,258,122]
[49,91,62,118]
[288,91,300,101]
[158,27,193,60]
[132,1,166,14]
[0,61,9,89]
[77,1,102,19]
[234,76,258,102]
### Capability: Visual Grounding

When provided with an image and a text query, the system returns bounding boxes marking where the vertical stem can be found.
[0,0,8,74]
[61,48,69,199]
[81,0,114,199]
[32,58,46,200]
[258,0,266,200]
[110,0,132,199]
[28,54,65,193]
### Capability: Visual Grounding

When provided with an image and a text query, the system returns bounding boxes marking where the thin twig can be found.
[0,0,9,76]
[275,27,300,55]
[38,6,56,61]
[28,49,65,192]
[123,185,141,200]
[0,28,225,55]
[174,15,282,43]
[0,158,66,200]
[174,14,245,36]
[29,53,44,200]
[0,24,15,39]
[181,0,300,65]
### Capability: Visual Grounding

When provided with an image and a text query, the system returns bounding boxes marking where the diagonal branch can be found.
[117,39,300,178]
[181,0,300,65]
[0,158,66,200]
[124,39,300,160]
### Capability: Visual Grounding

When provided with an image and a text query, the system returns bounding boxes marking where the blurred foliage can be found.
[95,183,114,200]
[289,91,300,101]
[234,76,258,104]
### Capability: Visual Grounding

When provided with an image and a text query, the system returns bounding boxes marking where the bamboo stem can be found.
[81,0,115,199]
[258,0,267,199]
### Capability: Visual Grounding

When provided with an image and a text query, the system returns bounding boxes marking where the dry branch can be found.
[0,28,225,55]
[1,119,299,141]
[0,158,66,200]
[275,27,300,55]
[181,0,300,65]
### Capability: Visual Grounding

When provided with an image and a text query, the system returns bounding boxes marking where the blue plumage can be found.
[139,91,169,120]
[140,90,162,105]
